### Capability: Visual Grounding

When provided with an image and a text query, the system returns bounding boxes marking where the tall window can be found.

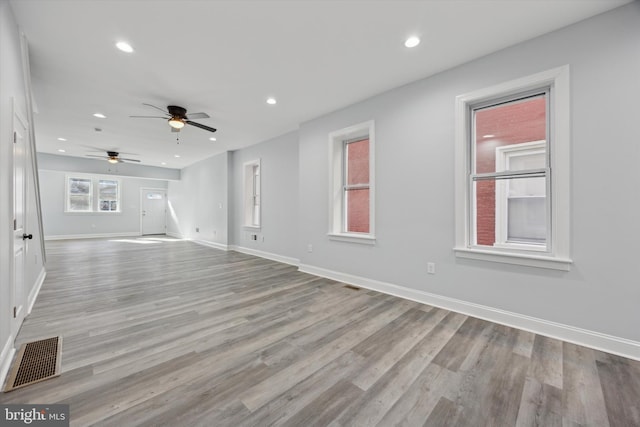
[344,137,370,233]
[455,66,571,270]
[243,159,261,228]
[66,175,121,213]
[472,92,548,250]
[98,179,119,212]
[67,177,92,212]
[329,121,375,243]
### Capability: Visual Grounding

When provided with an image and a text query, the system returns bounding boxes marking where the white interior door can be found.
[12,111,28,336]
[141,189,167,235]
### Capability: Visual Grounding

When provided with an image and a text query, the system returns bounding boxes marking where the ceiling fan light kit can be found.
[168,118,185,129]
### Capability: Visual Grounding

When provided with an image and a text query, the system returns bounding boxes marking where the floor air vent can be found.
[3,336,62,392]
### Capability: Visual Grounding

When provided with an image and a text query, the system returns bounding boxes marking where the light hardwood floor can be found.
[1,237,639,426]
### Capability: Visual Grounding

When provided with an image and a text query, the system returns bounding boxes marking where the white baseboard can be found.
[193,239,229,251]
[166,232,183,239]
[230,245,299,267]
[45,232,140,241]
[298,263,640,361]
[27,267,46,315]
[0,335,16,390]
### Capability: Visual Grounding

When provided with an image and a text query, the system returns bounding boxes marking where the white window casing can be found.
[454,65,572,270]
[65,174,121,214]
[243,159,261,229]
[328,120,375,244]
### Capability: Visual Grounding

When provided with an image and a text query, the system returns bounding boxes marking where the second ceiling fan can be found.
[131,103,217,133]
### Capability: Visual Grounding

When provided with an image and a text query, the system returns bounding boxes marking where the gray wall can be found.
[297,2,640,342]
[38,153,180,181]
[229,131,299,260]
[39,169,168,238]
[167,152,229,246]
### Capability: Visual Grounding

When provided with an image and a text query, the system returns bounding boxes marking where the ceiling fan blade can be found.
[129,115,167,119]
[186,120,217,133]
[120,157,141,162]
[142,103,170,115]
[187,112,210,119]
[86,154,108,159]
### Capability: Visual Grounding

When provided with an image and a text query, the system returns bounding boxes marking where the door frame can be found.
[140,188,167,235]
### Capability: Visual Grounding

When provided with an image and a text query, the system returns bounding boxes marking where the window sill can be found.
[64,211,122,215]
[328,233,376,245]
[454,247,572,271]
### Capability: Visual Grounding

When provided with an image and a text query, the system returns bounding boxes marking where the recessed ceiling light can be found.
[266,97,277,105]
[57,149,66,153]
[93,113,106,119]
[209,137,217,141]
[57,137,67,141]
[116,41,134,53]
[174,154,181,158]
[404,36,420,48]
[483,134,495,138]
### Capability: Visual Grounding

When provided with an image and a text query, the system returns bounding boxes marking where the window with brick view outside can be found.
[345,138,370,233]
[474,95,546,246]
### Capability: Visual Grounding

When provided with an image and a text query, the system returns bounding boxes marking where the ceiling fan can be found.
[130,103,217,133]
[86,151,141,164]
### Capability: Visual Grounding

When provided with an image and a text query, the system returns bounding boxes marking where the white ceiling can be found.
[10,0,632,169]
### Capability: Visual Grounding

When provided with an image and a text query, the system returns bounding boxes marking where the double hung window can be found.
[454,66,571,270]
[243,159,261,228]
[66,175,121,213]
[329,121,375,244]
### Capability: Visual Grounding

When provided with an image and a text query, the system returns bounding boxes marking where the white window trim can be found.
[454,65,571,271]
[242,159,261,229]
[328,120,375,244]
[64,173,122,214]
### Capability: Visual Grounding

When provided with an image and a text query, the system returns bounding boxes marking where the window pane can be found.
[346,138,369,185]
[69,178,91,195]
[474,95,546,174]
[346,188,369,233]
[474,176,547,247]
[69,195,91,211]
[99,180,118,211]
[99,180,117,200]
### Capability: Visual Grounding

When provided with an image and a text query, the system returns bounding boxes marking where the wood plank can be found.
[1,237,638,427]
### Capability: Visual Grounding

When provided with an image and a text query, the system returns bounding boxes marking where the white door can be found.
[141,189,167,235]
[12,111,28,336]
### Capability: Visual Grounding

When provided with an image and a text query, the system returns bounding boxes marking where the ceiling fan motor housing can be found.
[168,105,187,118]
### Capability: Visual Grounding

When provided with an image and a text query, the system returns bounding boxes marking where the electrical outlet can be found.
[307,244,313,253]
[427,262,436,274]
